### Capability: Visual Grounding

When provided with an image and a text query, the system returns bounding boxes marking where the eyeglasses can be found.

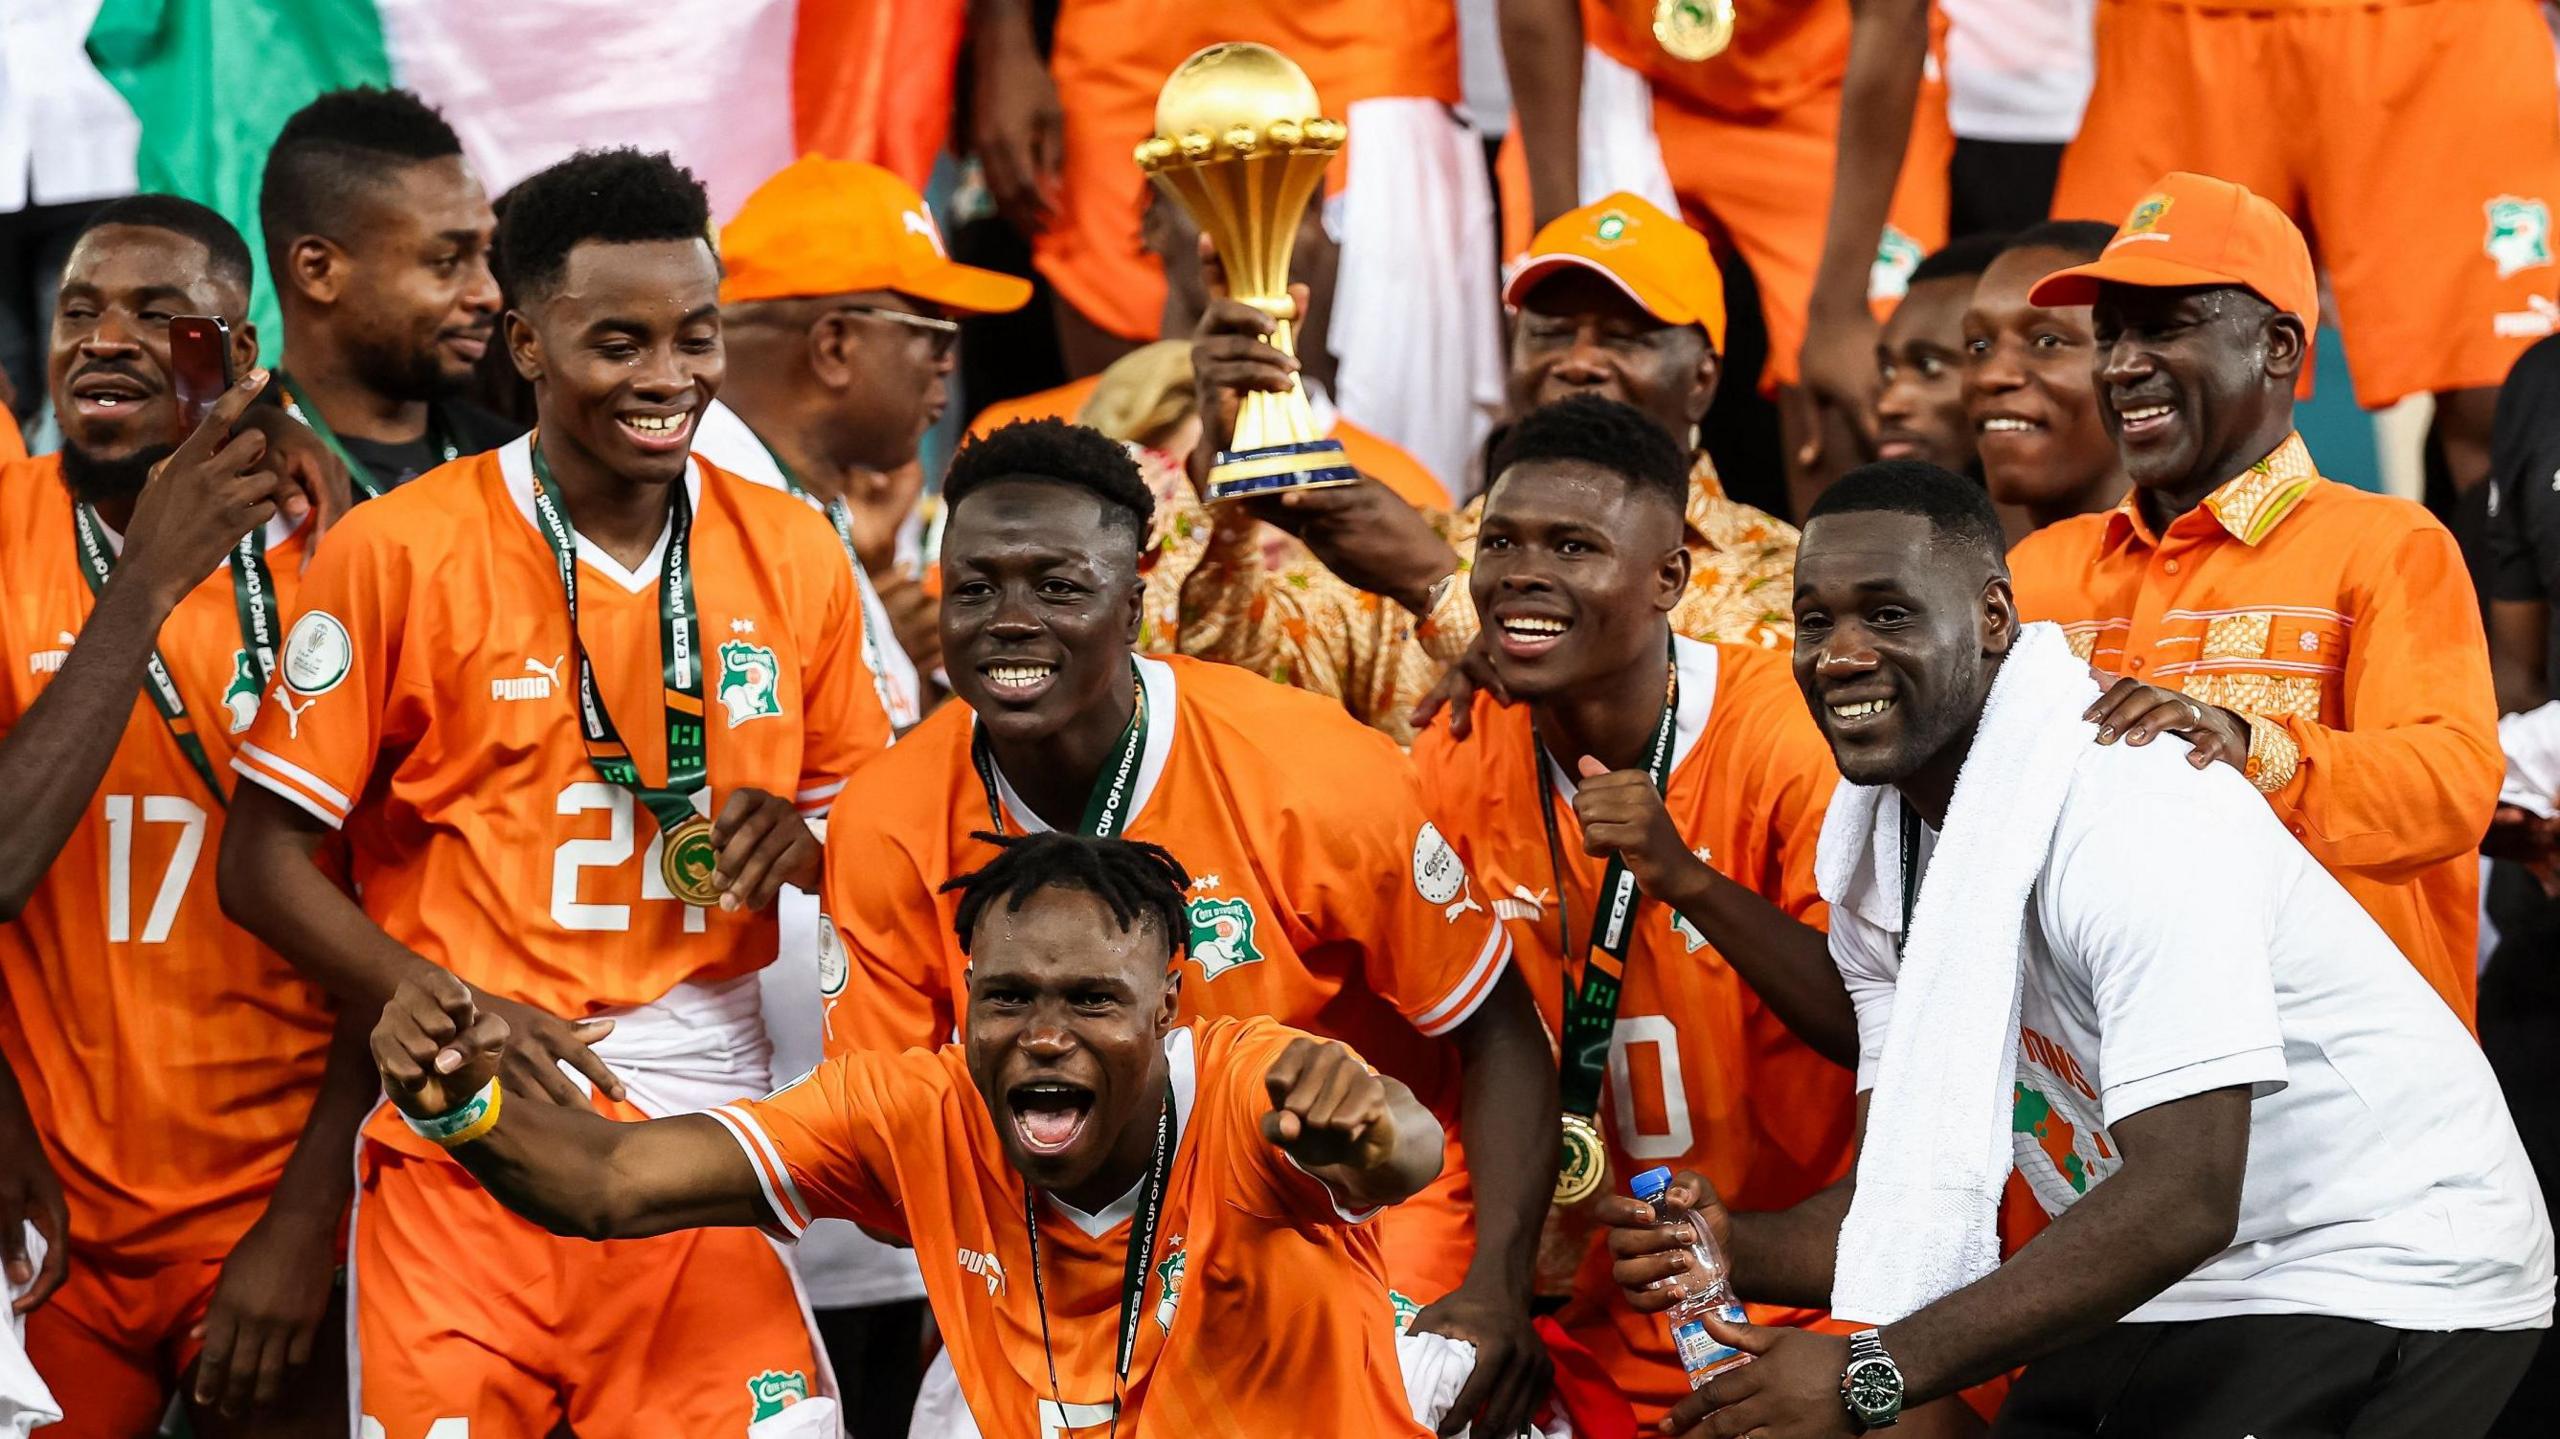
[841,304,961,360]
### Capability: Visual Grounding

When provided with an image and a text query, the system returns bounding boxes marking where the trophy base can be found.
[1204,438,1359,503]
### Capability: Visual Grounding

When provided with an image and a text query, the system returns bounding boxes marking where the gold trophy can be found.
[1136,43,1358,503]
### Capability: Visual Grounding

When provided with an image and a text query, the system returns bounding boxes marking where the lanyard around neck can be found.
[1022,1083,1176,1436]
[971,667,1149,838]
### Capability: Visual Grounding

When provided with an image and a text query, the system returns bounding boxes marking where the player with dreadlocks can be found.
[369,829,1447,1436]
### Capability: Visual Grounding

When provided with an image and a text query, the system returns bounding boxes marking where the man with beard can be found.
[257,86,518,495]
[368,830,1446,1437]
[219,149,891,1436]
[1602,462,2549,1438]
[0,195,354,1437]
[2005,172,2501,1025]
[822,418,1561,1436]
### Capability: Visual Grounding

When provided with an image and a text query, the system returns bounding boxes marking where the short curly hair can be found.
[259,87,465,272]
[1488,394,1689,515]
[497,148,711,302]
[943,418,1156,559]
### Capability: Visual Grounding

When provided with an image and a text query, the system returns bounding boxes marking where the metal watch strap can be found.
[1843,1328,1903,1430]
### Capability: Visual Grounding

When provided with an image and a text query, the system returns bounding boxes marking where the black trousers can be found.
[1992,1315,2543,1439]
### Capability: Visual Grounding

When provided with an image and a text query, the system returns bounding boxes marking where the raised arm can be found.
[1261,1036,1445,1211]
[0,373,299,919]
[371,969,770,1240]
[1500,0,1590,229]
[1797,0,1935,468]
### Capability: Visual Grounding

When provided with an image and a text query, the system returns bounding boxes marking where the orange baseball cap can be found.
[1504,192,1727,352]
[719,155,1031,314]
[2029,172,2318,331]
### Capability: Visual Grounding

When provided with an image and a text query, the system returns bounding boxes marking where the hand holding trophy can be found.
[1135,43,1358,503]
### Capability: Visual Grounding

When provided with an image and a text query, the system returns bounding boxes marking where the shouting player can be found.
[824,417,1561,1435]
[0,197,349,1436]
[371,831,1445,1436]
[219,150,892,1436]
[1412,397,1982,1435]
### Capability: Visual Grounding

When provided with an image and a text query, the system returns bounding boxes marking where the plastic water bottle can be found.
[1630,1165,1752,1388]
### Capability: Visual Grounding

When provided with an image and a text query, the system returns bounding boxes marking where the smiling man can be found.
[1600,461,2550,1439]
[1410,399,1982,1435]
[257,87,520,496]
[367,830,1442,1436]
[821,417,1562,1436]
[217,148,892,1436]
[1872,234,2006,474]
[1999,172,2501,1025]
[1962,221,2125,541]
[0,196,349,1438]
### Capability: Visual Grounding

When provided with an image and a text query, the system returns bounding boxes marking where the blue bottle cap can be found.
[1630,1166,1673,1201]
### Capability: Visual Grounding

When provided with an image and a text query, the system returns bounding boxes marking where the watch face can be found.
[1844,1358,1905,1417]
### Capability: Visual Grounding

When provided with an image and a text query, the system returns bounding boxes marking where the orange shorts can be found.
[2055,0,2560,406]
[24,1246,221,1438]
[355,1149,820,1439]
[1497,72,1953,391]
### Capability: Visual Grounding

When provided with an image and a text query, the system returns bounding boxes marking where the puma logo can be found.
[277,692,317,738]
[493,655,564,703]
[29,630,75,675]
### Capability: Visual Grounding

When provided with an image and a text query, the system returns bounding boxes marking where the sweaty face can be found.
[833,290,954,472]
[1792,511,2006,786]
[2092,283,2293,496]
[965,886,1179,1196]
[51,225,256,500]
[510,238,722,488]
[941,480,1143,746]
[332,156,501,399]
[1471,460,1687,700]
[1874,275,1976,471]
[1964,248,2116,513]
[1508,270,1714,443]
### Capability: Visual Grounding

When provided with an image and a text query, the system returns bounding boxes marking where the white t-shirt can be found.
[1831,738,2554,1332]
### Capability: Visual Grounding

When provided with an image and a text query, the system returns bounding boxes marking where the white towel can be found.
[1397,1330,1576,1438]
[1,1226,59,1434]
[1822,622,2099,1324]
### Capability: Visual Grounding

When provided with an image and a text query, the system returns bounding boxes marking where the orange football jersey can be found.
[719,1016,1429,1438]
[1413,637,1856,1418]
[0,455,333,1260]
[1586,0,1851,120]
[819,654,1510,1296]
[234,436,889,1028]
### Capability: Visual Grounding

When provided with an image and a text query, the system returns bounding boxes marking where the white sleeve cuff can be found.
[2101,1046,2287,1131]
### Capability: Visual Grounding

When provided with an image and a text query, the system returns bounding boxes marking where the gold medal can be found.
[1554,1113,1608,1207]
[659,815,721,907]
[1653,0,1735,63]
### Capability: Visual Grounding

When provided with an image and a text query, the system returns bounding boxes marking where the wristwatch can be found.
[1840,1328,1905,1431]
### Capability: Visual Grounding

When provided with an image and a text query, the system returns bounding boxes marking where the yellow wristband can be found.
[402,1077,504,1149]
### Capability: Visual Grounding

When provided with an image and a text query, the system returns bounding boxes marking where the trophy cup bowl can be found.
[1136,43,1358,503]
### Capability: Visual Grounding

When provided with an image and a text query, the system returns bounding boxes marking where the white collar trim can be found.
[1046,1026,1200,1238]
[498,432,703,594]
[986,654,1178,835]
[1543,634,1721,801]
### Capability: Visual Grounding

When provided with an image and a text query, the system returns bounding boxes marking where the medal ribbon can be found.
[970,666,1149,838]
[1538,650,1681,1122]
[277,369,458,501]
[755,438,913,726]
[68,501,270,806]
[1023,1084,1176,1434]
[528,441,708,839]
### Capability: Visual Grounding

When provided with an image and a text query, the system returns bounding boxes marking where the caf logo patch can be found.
[281,611,352,696]
[745,1368,809,1421]
[1188,897,1264,979]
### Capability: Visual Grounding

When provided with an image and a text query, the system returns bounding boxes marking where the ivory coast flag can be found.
[87,0,960,338]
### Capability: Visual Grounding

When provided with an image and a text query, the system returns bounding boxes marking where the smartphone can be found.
[169,315,233,437]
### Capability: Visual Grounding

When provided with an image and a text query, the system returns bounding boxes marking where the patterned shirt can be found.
[1142,453,1798,744]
